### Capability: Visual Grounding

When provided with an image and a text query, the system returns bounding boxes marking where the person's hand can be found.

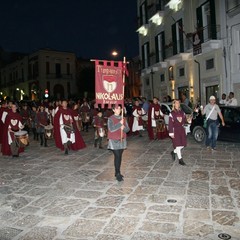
[222,121,225,127]
[120,119,124,125]
[121,125,125,130]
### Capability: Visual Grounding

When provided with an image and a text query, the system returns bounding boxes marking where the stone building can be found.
[137,0,240,105]
[0,49,77,101]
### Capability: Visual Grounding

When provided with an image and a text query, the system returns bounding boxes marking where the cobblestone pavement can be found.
[0,128,240,240]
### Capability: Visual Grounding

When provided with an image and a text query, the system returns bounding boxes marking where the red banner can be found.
[95,60,124,107]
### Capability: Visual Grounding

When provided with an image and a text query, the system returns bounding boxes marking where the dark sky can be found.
[0,0,139,59]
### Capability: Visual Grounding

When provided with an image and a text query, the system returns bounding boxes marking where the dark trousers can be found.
[39,133,47,146]
[112,149,124,174]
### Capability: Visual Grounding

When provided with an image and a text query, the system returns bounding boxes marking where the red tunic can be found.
[108,115,127,140]
[147,103,167,140]
[169,109,187,148]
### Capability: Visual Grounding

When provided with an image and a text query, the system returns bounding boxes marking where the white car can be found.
[160,102,193,134]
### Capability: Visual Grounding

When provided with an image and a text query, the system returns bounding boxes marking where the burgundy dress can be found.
[168,109,187,148]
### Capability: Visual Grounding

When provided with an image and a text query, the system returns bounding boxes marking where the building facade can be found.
[137,0,240,105]
[0,49,77,101]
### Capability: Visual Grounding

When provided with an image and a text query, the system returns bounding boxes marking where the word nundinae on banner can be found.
[92,59,128,107]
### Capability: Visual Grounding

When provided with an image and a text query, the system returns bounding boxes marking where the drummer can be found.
[1,103,24,157]
[93,109,105,149]
[36,105,49,147]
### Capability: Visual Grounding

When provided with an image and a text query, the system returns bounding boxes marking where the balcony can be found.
[147,3,165,19]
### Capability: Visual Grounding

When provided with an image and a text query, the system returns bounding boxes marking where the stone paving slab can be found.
[0,130,240,239]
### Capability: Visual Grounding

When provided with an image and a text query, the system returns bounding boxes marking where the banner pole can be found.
[121,56,126,141]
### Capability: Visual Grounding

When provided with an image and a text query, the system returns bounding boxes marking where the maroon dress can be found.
[168,109,187,148]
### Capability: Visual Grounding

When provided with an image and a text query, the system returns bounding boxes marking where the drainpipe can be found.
[194,59,201,105]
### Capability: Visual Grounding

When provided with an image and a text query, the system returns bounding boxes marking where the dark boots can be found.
[179,158,186,166]
[171,151,176,161]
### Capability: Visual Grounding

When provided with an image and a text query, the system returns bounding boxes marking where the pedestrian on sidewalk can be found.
[168,99,188,165]
[107,104,130,181]
[202,96,225,151]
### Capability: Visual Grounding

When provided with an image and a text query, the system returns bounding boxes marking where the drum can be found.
[156,119,166,133]
[82,112,90,122]
[45,125,54,139]
[14,130,29,147]
[142,114,148,121]
[97,127,105,137]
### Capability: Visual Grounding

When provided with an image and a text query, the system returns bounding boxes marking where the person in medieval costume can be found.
[1,103,25,157]
[54,100,86,154]
[168,99,187,166]
[147,97,166,140]
[132,99,145,137]
[108,104,130,181]
[0,100,9,145]
[93,109,105,149]
[36,105,49,147]
[19,103,31,132]
[79,100,91,132]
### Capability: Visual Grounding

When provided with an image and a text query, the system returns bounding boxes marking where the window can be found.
[142,42,150,68]
[196,0,217,42]
[172,19,184,55]
[46,62,50,74]
[157,0,165,11]
[146,78,150,86]
[67,63,70,75]
[155,31,165,62]
[205,84,219,103]
[179,67,185,77]
[206,58,214,70]
[139,1,148,25]
[160,74,165,82]
[55,63,61,78]
[33,62,39,78]
[21,69,24,82]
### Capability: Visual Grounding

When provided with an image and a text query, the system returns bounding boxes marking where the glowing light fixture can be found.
[166,0,182,11]
[137,25,148,36]
[149,12,163,26]
[112,51,118,57]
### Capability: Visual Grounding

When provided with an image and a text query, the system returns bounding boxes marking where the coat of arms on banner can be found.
[103,75,117,93]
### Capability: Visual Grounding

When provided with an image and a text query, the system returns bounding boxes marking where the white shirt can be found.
[226,98,238,106]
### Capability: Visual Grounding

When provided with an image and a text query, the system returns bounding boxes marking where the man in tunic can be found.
[147,97,165,140]
[54,100,86,154]
[132,100,145,137]
[1,103,24,157]
[36,105,49,147]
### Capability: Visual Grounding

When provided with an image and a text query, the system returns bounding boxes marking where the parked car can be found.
[160,102,193,134]
[191,106,240,143]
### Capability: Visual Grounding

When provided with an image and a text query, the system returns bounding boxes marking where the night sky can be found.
[0,0,139,59]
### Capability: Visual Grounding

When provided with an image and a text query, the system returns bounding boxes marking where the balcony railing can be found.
[147,3,165,19]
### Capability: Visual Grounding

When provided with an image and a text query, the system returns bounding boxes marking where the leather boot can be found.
[179,158,186,166]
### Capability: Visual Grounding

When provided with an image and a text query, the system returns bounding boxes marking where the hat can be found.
[209,96,216,100]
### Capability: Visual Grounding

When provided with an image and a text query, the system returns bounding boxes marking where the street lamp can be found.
[111,50,118,57]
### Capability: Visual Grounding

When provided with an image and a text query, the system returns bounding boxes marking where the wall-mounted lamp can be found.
[168,66,174,81]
